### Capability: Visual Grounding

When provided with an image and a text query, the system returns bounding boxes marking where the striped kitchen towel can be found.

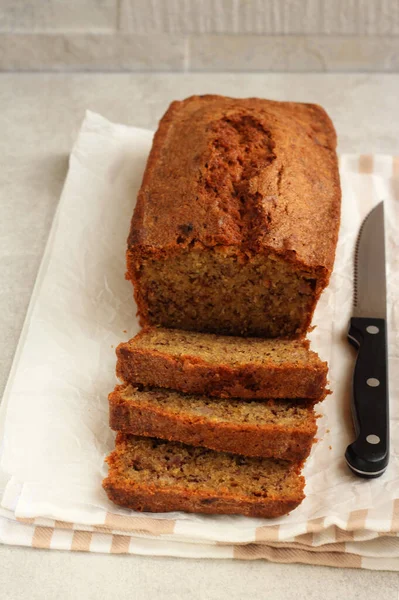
[0,112,398,569]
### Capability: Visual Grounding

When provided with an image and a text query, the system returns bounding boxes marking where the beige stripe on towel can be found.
[391,499,399,531]
[111,535,131,554]
[105,512,175,535]
[294,532,314,546]
[17,517,35,525]
[358,154,374,174]
[347,509,369,531]
[306,517,325,533]
[71,531,92,552]
[254,525,280,543]
[32,526,53,549]
[54,520,74,530]
[233,544,362,568]
[335,527,355,543]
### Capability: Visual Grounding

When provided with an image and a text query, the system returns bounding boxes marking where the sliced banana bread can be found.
[127,95,340,338]
[109,384,317,461]
[103,434,305,518]
[116,328,328,400]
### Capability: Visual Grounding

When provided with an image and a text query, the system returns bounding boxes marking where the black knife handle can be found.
[346,317,389,478]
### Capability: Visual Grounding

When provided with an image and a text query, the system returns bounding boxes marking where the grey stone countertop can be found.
[0,73,399,600]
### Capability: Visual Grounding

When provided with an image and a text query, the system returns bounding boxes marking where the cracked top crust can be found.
[129,95,341,271]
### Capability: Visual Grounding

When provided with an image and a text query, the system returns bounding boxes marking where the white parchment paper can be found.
[0,112,398,541]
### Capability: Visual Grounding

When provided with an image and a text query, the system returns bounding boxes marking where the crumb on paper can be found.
[123,329,127,333]
[111,345,114,348]
[329,445,332,450]
[326,429,330,433]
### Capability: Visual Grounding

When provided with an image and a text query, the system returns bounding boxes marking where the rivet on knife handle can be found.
[346,317,389,478]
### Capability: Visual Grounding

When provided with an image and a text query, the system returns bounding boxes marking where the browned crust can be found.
[128,95,341,270]
[108,385,317,461]
[116,344,328,400]
[102,481,303,519]
[103,437,305,519]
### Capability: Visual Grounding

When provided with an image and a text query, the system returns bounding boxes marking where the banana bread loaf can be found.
[103,433,305,518]
[116,328,328,400]
[127,95,341,338]
[109,384,317,461]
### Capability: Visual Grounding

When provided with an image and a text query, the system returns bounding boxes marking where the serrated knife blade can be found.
[352,202,387,319]
[346,201,389,478]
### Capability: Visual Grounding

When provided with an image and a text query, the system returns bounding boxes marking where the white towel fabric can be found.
[0,111,398,569]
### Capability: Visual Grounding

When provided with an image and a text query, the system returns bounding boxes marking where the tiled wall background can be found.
[1,0,399,71]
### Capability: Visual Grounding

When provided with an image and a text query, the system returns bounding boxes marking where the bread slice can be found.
[103,434,305,518]
[116,328,328,400]
[109,384,317,461]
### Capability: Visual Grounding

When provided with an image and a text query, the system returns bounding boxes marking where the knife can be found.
[345,201,389,479]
